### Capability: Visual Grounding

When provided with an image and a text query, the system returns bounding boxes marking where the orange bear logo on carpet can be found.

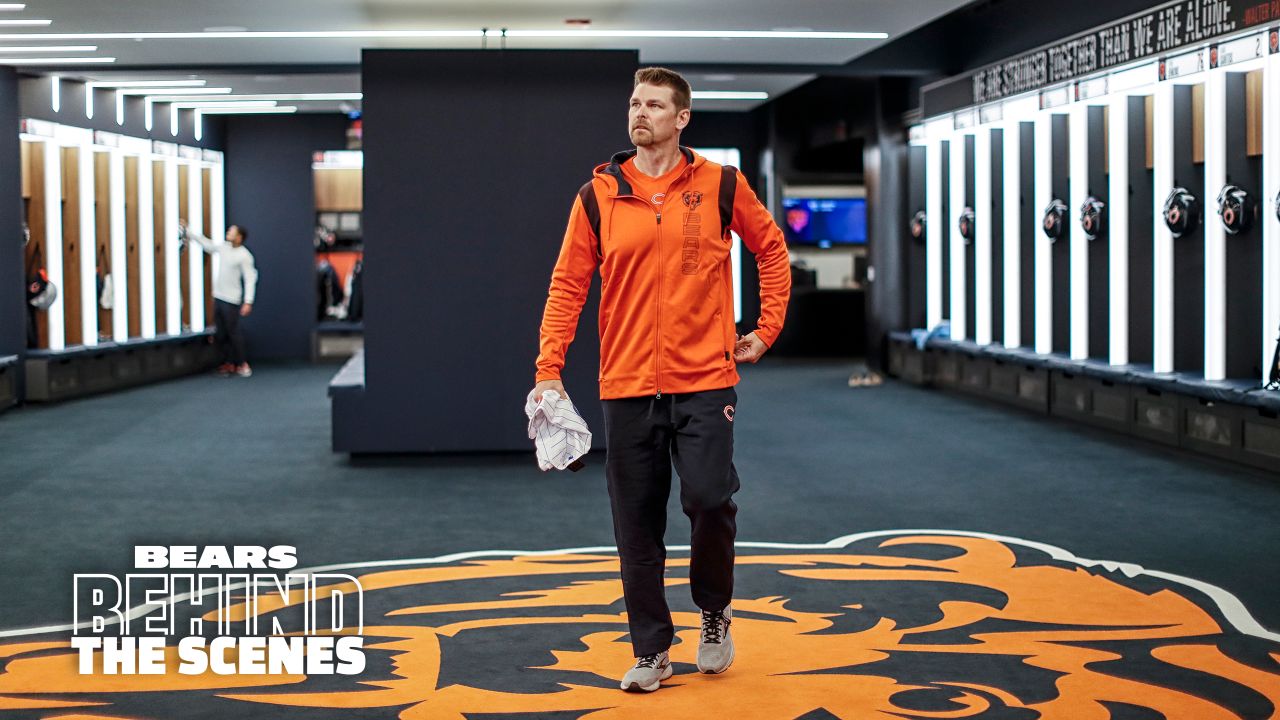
[0,531,1278,719]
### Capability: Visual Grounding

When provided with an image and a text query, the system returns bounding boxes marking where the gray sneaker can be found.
[620,650,672,692]
[696,606,734,674]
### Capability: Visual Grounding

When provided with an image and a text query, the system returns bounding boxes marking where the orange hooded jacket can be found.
[536,147,791,400]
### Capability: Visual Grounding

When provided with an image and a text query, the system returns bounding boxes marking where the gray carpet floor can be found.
[1,359,1277,635]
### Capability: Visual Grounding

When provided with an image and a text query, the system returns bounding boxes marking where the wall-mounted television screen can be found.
[782,197,867,248]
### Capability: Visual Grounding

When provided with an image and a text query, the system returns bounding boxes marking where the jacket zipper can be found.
[655,210,663,398]
[605,163,694,401]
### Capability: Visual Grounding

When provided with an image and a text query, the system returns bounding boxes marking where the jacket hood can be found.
[593,146,706,197]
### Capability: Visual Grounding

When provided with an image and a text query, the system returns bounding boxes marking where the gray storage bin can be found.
[957,353,990,396]
[1240,405,1280,472]
[1131,385,1180,446]
[81,352,115,393]
[113,349,144,386]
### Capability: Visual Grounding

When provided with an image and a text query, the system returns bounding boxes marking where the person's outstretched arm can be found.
[178,221,217,255]
[533,191,600,400]
[729,169,791,362]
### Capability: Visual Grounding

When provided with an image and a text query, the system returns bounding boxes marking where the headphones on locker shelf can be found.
[1042,199,1068,242]
[1216,185,1255,236]
[1080,196,1106,241]
[958,207,975,244]
[909,211,926,242]
[1163,187,1199,239]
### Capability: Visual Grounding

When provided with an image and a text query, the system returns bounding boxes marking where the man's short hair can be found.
[634,67,691,111]
[231,224,248,242]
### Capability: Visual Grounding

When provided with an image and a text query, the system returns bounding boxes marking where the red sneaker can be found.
[216,363,235,376]
[236,363,253,378]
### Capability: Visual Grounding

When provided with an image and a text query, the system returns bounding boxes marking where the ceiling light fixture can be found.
[196,106,298,114]
[0,56,114,64]
[0,18,49,26]
[0,29,484,40]
[142,89,234,127]
[146,92,362,103]
[173,100,277,109]
[495,29,886,40]
[0,45,97,52]
[0,4,28,10]
[0,27,883,41]
[86,79,207,88]
[692,91,769,100]
[122,86,231,96]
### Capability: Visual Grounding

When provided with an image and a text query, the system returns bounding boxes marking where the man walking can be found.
[180,221,258,377]
[531,67,791,692]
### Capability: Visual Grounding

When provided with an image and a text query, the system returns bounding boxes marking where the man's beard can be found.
[630,127,656,146]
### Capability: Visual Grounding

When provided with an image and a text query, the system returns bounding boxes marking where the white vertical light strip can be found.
[1108,93,1131,366]
[170,104,179,137]
[1264,52,1280,384]
[948,132,968,340]
[78,140,97,345]
[115,90,124,126]
[1068,104,1090,360]
[144,101,152,131]
[164,158,181,335]
[1152,82,1175,373]
[925,128,944,327]
[1002,119,1021,348]
[1202,69,1228,381]
[187,161,205,331]
[109,149,128,342]
[41,140,65,350]
[50,75,59,112]
[974,128,992,345]
[137,152,156,339]
[209,160,226,319]
[1034,112,1054,354]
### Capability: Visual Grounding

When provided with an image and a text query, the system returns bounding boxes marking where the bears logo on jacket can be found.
[682,190,703,210]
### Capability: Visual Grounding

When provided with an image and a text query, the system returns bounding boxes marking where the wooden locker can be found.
[94,151,112,339]
[24,141,49,348]
[1246,69,1263,157]
[125,156,141,338]
[152,160,167,334]
[178,165,190,330]
[202,166,213,322]
[61,146,83,346]
[314,167,363,210]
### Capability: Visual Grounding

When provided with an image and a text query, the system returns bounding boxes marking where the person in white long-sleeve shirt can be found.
[179,220,258,377]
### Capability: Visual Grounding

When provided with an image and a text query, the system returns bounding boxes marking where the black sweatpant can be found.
[213,299,247,365]
[602,386,740,657]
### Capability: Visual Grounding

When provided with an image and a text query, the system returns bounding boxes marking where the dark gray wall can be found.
[0,68,24,369]
[224,114,347,361]
[337,48,637,453]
